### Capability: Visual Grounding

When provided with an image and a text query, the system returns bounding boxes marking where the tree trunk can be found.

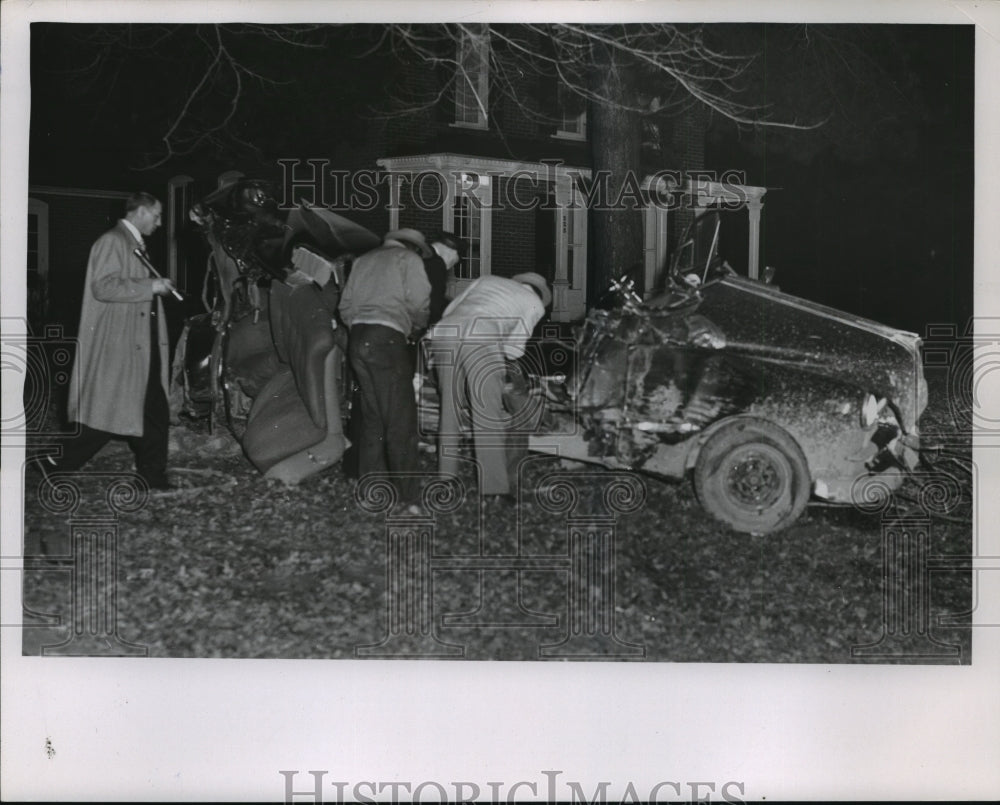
[587,50,644,307]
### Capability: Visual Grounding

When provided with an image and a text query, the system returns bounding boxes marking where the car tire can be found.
[693,417,811,534]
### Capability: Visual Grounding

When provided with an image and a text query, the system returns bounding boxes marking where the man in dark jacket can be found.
[423,231,466,327]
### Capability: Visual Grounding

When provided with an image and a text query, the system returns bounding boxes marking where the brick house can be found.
[28,25,769,333]
[312,24,769,321]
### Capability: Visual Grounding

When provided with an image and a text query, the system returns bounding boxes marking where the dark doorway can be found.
[534,190,556,286]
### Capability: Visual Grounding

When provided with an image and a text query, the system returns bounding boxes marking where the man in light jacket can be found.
[44,192,176,489]
[339,228,432,510]
[427,272,550,501]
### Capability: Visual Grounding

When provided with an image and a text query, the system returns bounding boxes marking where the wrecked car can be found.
[175,179,380,483]
[530,210,927,534]
[176,180,927,534]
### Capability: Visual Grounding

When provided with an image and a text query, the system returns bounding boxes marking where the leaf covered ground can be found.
[20,370,972,663]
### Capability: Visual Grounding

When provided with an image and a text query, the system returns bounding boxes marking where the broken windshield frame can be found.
[669,210,725,287]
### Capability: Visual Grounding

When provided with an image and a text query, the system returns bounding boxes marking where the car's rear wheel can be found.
[693,417,811,534]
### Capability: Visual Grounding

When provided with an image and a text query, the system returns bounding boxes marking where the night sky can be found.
[704,24,973,334]
[28,22,974,336]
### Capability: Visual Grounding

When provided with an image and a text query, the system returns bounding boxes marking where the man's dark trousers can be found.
[347,323,420,503]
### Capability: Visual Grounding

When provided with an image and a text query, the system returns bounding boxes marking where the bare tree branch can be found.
[374,23,823,133]
[45,22,901,170]
[55,23,333,169]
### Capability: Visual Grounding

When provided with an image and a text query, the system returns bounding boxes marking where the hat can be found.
[384,228,432,258]
[512,272,552,308]
[431,231,467,260]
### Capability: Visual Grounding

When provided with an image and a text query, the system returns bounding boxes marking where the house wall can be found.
[28,189,133,337]
[27,32,713,333]
[396,202,442,242]
[372,36,711,307]
[491,176,538,279]
[377,35,582,283]
[664,107,709,252]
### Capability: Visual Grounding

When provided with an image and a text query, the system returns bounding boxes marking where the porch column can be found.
[643,203,669,298]
[167,175,193,288]
[747,197,763,280]
[550,175,571,321]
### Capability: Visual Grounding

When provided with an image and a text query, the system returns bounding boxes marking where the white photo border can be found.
[2,1,998,800]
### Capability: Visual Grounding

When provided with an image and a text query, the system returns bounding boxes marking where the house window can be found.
[554,82,587,140]
[453,176,484,279]
[454,24,489,129]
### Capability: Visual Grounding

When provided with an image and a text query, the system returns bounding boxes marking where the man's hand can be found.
[152,278,177,296]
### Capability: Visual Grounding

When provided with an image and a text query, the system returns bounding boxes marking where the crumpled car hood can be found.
[694,276,927,432]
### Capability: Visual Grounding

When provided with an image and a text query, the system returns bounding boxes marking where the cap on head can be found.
[432,231,467,260]
[384,228,432,258]
[512,272,552,308]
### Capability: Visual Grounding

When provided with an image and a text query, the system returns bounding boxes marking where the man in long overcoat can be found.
[44,192,176,488]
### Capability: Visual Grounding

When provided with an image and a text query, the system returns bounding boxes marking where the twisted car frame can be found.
[529,210,927,534]
[177,182,927,534]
